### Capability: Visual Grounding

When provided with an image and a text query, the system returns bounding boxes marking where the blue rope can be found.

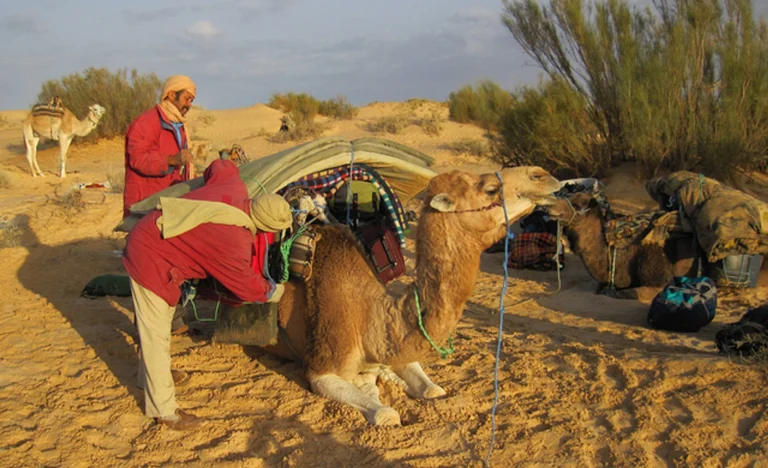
[485,172,513,467]
[346,148,355,226]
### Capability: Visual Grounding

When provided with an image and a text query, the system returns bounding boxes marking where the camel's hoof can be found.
[371,407,401,426]
[423,385,446,399]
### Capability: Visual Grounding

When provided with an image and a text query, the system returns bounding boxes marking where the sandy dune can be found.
[1,102,768,467]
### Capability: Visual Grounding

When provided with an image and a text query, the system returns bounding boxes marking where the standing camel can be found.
[258,167,561,425]
[22,103,106,178]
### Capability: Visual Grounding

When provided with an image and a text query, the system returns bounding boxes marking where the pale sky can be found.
[0,0,766,110]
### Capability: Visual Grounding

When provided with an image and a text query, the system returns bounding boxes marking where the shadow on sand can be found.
[13,214,142,404]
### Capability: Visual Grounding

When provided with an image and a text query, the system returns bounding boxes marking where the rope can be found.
[608,246,618,290]
[346,148,355,226]
[244,176,269,196]
[413,289,454,359]
[551,219,563,294]
[189,281,222,322]
[278,224,308,282]
[485,171,512,467]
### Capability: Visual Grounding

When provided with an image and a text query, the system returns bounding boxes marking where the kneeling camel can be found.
[547,193,699,298]
[262,167,561,425]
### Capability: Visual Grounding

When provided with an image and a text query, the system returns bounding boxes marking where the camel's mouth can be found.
[531,194,558,206]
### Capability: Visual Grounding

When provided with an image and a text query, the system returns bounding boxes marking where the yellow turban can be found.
[250,194,293,233]
[161,75,196,101]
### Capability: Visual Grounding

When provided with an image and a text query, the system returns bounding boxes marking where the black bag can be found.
[647,276,717,332]
[715,305,768,357]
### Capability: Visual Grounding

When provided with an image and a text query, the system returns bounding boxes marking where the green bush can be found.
[318,95,358,119]
[448,80,514,131]
[268,92,320,124]
[37,67,162,140]
[493,79,609,178]
[502,0,768,179]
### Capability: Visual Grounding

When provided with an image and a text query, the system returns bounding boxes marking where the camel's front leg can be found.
[59,136,73,178]
[390,362,446,399]
[309,373,401,426]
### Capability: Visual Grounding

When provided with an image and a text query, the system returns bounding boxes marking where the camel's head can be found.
[88,104,106,121]
[547,193,598,223]
[424,167,560,247]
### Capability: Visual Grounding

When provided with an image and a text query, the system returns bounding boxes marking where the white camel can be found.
[22,103,106,178]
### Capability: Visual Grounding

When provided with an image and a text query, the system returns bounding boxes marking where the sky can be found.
[0,0,767,110]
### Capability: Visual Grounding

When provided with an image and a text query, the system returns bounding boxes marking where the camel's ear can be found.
[430,193,457,212]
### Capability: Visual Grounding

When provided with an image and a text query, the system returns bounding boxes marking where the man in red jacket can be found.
[123,75,198,335]
[123,75,197,219]
[123,159,292,430]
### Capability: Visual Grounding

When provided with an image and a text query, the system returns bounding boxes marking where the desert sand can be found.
[1,102,768,467]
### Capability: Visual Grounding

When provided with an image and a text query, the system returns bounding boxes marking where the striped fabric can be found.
[282,165,409,246]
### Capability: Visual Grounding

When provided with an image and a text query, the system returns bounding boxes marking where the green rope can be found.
[189,281,222,322]
[243,176,269,196]
[413,289,454,359]
[278,225,308,282]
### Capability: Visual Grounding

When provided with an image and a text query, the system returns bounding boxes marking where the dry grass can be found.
[0,115,9,129]
[0,170,14,190]
[446,138,490,158]
[49,189,87,215]
[364,112,412,134]
[414,109,444,136]
[267,120,328,143]
[106,169,125,194]
[0,219,23,248]
[199,114,217,127]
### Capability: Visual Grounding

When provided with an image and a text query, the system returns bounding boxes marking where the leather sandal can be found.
[155,409,201,431]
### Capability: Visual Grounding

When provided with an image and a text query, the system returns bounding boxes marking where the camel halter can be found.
[446,199,503,214]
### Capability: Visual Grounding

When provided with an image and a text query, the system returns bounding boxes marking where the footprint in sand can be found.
[598,362,628,391]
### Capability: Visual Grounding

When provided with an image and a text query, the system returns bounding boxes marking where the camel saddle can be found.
[31,103,65,119]
[603,208,691,249]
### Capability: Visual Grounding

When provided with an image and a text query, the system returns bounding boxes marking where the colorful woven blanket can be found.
[281,164,409,246]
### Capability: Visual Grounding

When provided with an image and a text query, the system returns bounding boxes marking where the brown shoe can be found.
[155,409,201,431]
[171,324,190,336]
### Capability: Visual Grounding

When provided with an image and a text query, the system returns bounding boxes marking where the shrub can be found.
[414,109,444,136]
[37,67,162,141]
[268,92,320,123]
[448,80,514,131]
[318,95,358,119]
[492,79,609,178]
[502,0,768,179]
[365,112,412,134]
[267,118,327,143]
[447,138,490,158]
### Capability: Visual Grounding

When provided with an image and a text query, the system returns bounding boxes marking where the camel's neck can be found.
[73,114,99,137]
[565,210,611,283]
[390,214,489,364]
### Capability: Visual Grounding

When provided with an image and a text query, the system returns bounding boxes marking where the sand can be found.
[1,102,768,467]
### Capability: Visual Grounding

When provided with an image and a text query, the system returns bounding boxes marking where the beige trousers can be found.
[130,278,179,418]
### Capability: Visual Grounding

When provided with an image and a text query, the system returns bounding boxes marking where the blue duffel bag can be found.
[647,276,717,332]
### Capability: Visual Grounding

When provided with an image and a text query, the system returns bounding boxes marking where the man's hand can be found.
[168,149,193,168]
